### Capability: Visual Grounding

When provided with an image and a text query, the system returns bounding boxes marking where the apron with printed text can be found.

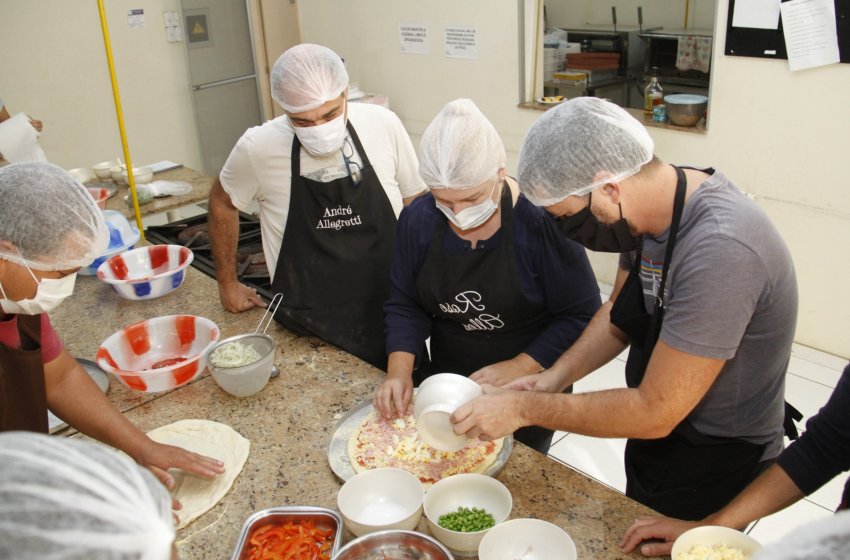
[611,167,775,520]
[0,314,49,433]
[271,122,396,371]
[413,187,557,452]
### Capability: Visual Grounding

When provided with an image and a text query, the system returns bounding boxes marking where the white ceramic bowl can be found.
[207,333,276,397]
[671,526,761,560]
[121,166,153,184]
[96,245,193,300]
[80,210,140,276]
[332,530,453,560]
[96,315,220,392]
[111,165,126,184]
[424,473,512,557]
[337,468,424,537]
[67,167,94,184]
[478,518,576,560]
[93,161,115,180]
[414,373,482,451]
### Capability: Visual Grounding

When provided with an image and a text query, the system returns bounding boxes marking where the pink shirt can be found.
[0,313,63,364]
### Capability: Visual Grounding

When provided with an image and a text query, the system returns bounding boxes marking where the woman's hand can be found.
[470,353,541,387]
[374,376,413,419]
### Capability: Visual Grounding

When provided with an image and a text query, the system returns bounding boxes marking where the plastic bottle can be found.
[644,67,664,116]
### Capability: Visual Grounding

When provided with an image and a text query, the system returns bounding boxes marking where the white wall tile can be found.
[548,434,627,493]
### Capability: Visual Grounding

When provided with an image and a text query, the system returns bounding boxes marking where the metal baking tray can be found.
[326,398,512,483]
[230,506,343,560]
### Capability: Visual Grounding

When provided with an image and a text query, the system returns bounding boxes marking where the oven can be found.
[640,28,712,96]
[145,212,274,301]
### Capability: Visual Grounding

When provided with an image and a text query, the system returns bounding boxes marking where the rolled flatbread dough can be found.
[147,419,250,529]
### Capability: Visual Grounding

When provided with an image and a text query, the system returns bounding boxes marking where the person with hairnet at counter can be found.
[450,97,799,518]
[373,99,600,453]
[0,162,224,515]
[210,44,426,371]
[0,431,177,560]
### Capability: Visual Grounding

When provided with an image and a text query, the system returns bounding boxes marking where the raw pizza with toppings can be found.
[348,407,504,486]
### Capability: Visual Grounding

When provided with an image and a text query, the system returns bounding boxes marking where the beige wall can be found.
[301,0,850,358]
[0,0,202,171]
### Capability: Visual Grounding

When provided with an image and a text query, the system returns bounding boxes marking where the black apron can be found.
[413,186,556,453]
[271,122,396,371]
[0,314,49,433]
[611,167,772,520]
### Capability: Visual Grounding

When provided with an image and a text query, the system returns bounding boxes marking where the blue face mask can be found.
[435,178,501,231]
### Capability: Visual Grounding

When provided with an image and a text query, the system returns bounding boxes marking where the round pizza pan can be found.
[326,397,513,483]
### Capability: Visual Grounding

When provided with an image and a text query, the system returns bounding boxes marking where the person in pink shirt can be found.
[0,162,224,520]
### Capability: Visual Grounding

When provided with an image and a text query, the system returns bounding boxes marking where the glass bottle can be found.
[644,67,663,116]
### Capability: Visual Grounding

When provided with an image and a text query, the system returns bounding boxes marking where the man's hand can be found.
[374,376,413,419]
[219,281,266,313]
[504,369,566,393]
[620,516,702,557]
[451,385,527,441]
[133,439,225,508]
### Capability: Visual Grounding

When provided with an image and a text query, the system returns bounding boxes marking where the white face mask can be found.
[0,265,77,315]
[292,103,348,157]
[435,178,501,231]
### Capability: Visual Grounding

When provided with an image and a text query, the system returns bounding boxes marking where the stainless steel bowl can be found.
[231,506,343,560]
[332,530,454,560]
[664,94,708,127]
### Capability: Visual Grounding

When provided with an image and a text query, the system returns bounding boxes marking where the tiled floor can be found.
[546,284,846,546]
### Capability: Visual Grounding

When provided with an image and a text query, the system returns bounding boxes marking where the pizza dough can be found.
[348,408,503,487]
[146,419,250,529]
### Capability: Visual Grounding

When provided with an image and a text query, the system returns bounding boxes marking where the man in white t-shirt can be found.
[209,44,425,370]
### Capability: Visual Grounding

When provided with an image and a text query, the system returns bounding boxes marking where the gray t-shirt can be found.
[621,169,797,460]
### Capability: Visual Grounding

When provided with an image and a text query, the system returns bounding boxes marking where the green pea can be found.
[437,505,496,532]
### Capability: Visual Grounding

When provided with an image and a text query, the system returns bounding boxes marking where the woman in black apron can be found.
[272,122,397,371]
[412,184,562,452]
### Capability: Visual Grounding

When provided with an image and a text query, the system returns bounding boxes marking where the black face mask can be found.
[555,192,639,253]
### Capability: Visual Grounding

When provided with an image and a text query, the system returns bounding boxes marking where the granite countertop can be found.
[51,268,653,559]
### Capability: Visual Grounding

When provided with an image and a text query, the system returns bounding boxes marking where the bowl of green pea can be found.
[423,473,512,557]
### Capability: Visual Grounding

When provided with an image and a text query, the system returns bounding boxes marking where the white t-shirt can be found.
[220,102,425,278]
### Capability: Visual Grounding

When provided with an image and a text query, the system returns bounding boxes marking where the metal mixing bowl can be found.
[332,530,454,560]
[664,94,708,127]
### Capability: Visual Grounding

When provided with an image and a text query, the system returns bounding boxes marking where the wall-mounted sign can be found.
[444,26,478,59]
[186,11,211,47]
[127,8,144,29]
[399,22,429,55]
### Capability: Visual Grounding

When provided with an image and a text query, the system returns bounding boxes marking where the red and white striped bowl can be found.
[97,245,193,300]
[96,315,220,392]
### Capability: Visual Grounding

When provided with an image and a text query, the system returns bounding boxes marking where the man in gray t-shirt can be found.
[626,168,796,461]
[449,98,798,521]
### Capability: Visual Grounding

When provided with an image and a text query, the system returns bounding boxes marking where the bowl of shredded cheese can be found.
[207,333,276,397]
[672,526,761,560]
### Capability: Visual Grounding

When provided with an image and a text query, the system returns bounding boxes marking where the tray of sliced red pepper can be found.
[230,506,342,560]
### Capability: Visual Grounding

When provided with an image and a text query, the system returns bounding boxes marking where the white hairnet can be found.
[270,43,349,113]
[0,432,174,560]
[419,99,506,189]
[752,510,850,560]
[517,97,654,206]
[0,162,109,271]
